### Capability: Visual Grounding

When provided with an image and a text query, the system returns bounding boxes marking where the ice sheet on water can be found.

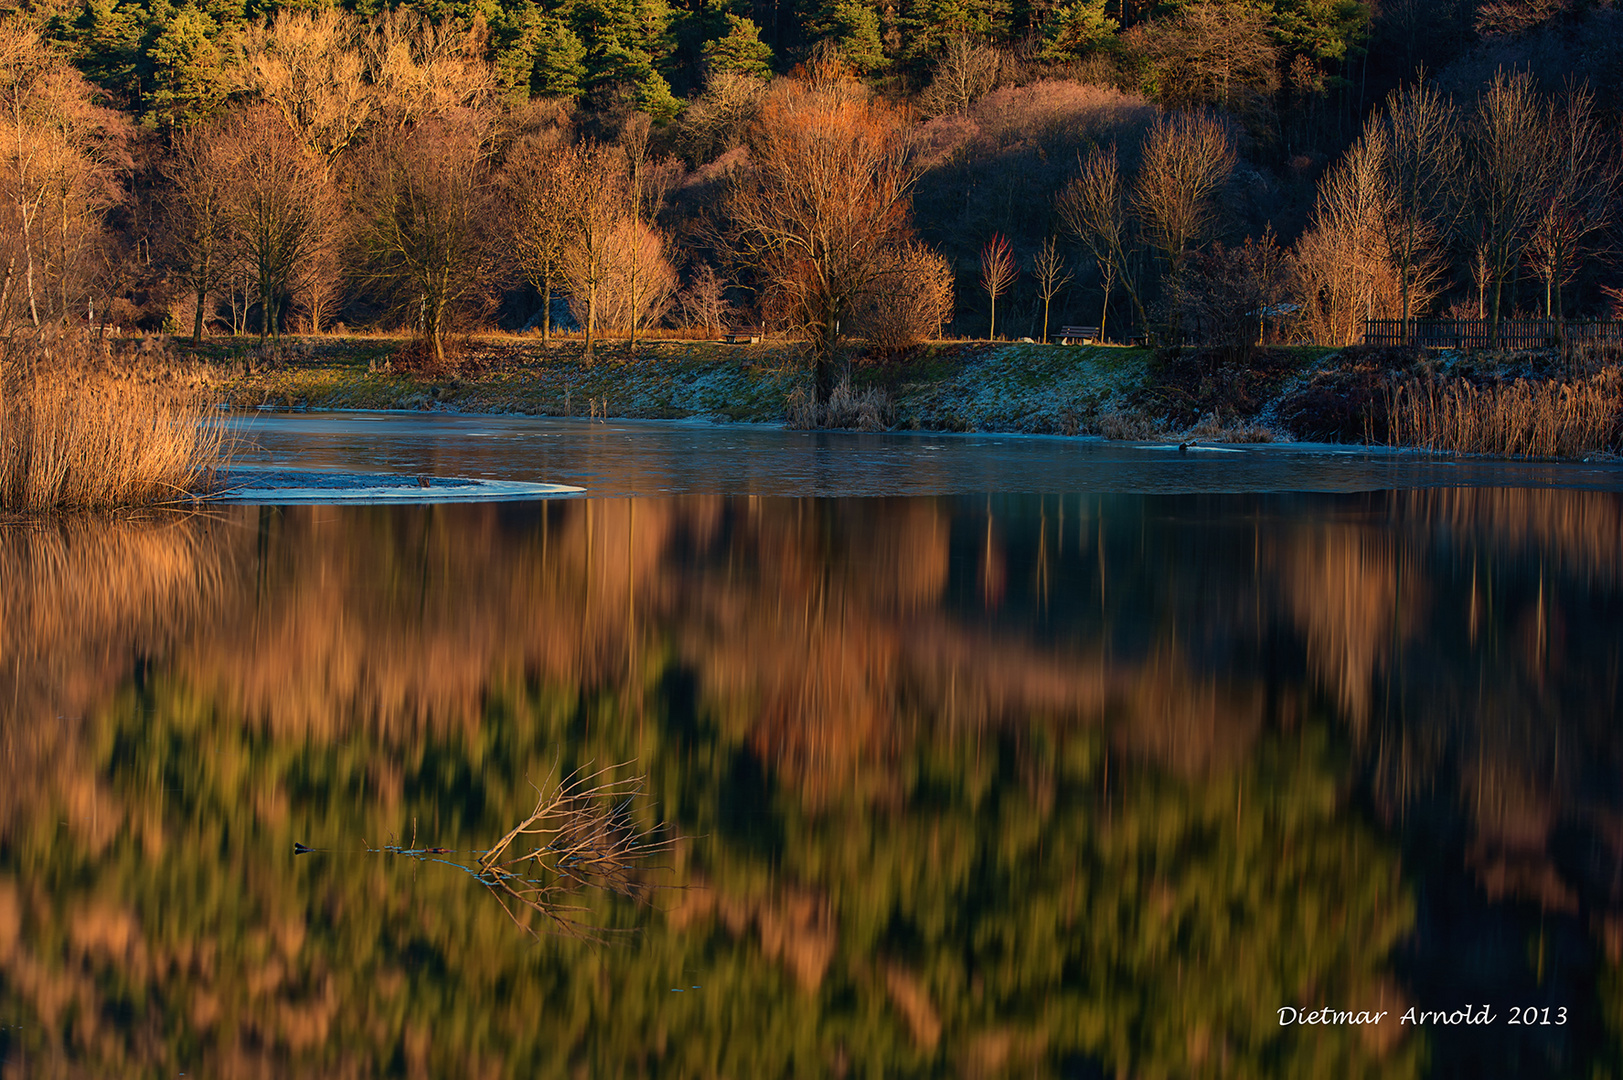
[215,468,583,504]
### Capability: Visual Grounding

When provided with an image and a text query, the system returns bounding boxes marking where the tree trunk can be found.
[815,307,838,407]
[1099,274,1112,344]
[541,271,552,349]
[989,294,996,341]
[194,285,207,342]
[23,222,38,328]
[590,282,603,367]
[628,242,640,357]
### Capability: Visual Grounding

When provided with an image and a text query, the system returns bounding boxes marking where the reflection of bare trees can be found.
[1278,489,1623,921]
[0,514,236,847]
[1282,522,1417,729]
[9,489,1623,929]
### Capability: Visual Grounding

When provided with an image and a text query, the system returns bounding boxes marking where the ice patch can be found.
[215,469,583,505]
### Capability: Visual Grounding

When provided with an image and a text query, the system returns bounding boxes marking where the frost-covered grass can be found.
[878,342,1154,433]
[197,335,1320,441]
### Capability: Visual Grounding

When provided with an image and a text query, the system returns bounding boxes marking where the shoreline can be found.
[194,335,1620,458]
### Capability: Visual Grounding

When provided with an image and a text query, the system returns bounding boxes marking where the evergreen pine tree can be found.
[1039,0,1116,61]
[532,16,588,99]
[144,4,229,129]
[702,13,771,78]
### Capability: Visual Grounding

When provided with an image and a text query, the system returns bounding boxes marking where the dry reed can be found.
[0,335,227,511]
[1096,409,1165,440]
[786,377,893,431]
[1387,369,1621,458]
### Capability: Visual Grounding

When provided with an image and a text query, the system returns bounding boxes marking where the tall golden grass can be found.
[0,335,227,511]
[1388,368,1622,458]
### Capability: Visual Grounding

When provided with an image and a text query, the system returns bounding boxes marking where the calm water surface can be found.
[4,418,1623,1078]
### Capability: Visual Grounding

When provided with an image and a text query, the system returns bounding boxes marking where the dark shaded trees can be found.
[503,126,584,347]
[161,122,232,340]
[352,113,500,365]
[217,106,334,343]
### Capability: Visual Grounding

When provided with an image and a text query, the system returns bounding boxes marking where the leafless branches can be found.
[1032,236,1072,344]
[351,113,499,364]
[1132,111,1235,282]
[916,37,1002,118]
[1292,128,1405,345]
[979,232,1017,340]
[214,107,336,343]
[1055,144,1146,335]
[1528,84,1616,333]
[1467,69,1552,341]
[502,129,583,347]
[1377,76,1460,331]
[0,20,132,331]
[724,64,917,401]
[373,764,675,943]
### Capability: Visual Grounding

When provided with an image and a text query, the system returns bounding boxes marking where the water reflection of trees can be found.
[0,489,1618,1075]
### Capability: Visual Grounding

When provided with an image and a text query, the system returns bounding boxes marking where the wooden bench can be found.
[1057,325,1102,345]
[723,329,761,344]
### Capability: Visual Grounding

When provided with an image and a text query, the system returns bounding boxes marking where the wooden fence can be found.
[1364,318,1623,350]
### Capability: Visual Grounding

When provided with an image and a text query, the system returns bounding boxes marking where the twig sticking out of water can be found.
[366,763,675,942]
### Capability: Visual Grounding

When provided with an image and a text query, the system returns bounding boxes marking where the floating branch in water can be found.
[356,764,676,941]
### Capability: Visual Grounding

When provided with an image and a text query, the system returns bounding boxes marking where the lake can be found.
[3,414,1621,1077]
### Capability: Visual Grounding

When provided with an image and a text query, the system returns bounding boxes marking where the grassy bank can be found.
[198,334,1623,458]
[1,336,226,513]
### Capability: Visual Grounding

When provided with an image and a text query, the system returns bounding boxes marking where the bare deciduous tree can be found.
[1131,111,1235,283]
[0,20,131,330]
[352,113,499,365]
[980,232,1017,340]
[917,37,1002,118]
[619,115,682,354]
[1467,69,1552,342]
[725,60,917,403]
[1056,144,1147,336]
[675,262,731,334]
[852,241,953,353]
[503,129,583,347]
[162,123,233,340]
[588,217,678,337]
[1125,3,1279,113]
[1376,75,1460,332]
[235,10,376,167]
[368,10,500,127]
[1167,229,1288,360]
[1291,129,1406,346]
[561,143,629,364]
[1032,235,1072,343]
[217,106,335,343]
[1528,84,1615,335]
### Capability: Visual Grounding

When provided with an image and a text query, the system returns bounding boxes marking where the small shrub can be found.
[785,378,893,431]
[853,244,955,356]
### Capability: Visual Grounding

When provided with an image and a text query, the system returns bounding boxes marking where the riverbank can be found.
[197,334,1621,454]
